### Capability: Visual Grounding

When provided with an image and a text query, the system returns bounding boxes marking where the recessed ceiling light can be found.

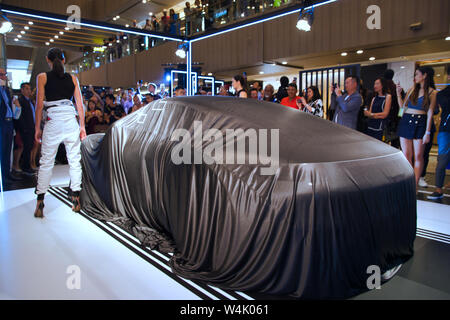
[14,38,19,41]
[142,0,147,3]
[108,43,112,46]
[446,36,450,41]
[357,50,363,54]
[125,24,130,27]
[149,12,153,15]
[259,71,264,74]
[45,42,50,45]
[123,36,128,39]
[20,31,25,34]
[24,26,29,30]
[28,21,33,25]
[59,31,64,35]
[401,66,405,69]
[50,39,54,42]
[208,73,212,76]
[437,74,441,77]
[17,35,22,38]
[116,40,120,43]
[369,57,376,61]
[65,27,70,31]
[341,52,348,56]
[282,61,287,65]
[116,16,120,19]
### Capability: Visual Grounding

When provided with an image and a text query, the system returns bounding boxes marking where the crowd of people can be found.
[1,64,449,199]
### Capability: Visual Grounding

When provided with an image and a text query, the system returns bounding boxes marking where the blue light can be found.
[166,75,171,82]
[190,0,337,43]
[1,9,183,42]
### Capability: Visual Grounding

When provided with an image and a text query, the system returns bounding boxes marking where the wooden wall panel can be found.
[79,63,107,86]
[106,53,136,89]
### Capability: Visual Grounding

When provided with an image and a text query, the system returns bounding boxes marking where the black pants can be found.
[421,130,435,178]
[19,129,35,171]
[436,153,449,189]
[1,120,14,181]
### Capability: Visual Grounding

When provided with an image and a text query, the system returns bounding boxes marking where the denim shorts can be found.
[397,113,427,140]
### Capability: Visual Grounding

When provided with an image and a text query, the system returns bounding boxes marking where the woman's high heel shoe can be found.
[34,200,45,218]
[72,194,81,213]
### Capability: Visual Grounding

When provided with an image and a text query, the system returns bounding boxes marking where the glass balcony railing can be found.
[68,0,297,75]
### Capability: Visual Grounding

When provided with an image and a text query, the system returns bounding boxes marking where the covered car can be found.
[80,96,416,299]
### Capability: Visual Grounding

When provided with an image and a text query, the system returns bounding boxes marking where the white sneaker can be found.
[418,177,428,188]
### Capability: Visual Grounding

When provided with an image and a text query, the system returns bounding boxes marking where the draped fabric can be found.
[80,97,416,299]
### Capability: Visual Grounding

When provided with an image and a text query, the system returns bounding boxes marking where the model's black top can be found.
[44,70,75,102]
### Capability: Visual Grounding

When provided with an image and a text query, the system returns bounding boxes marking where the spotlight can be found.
[369,57,376,61]
[14,38,18,41]
[17,34,22,38]
[296,5,314,32]
[59,31,64,35]
[341,52,347,56]
[20,30,25,34]
[176,43,189,59]
[65,27,70,31]
[0,19,13,34]
[24,26,29,30]
[357,50,364,54]
[45,42,50,45]
[50,39,54,42]
[28,21,33,25]
[54,35,59,38]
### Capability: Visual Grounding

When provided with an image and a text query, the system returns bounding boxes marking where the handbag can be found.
[398,89,413,118]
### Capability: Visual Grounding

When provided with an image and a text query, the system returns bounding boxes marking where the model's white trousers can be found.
[36,100,81,195]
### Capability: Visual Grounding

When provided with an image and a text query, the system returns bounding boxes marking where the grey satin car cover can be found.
[80,96,416,299]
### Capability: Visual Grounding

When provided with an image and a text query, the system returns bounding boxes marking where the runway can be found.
[1,166,449,300]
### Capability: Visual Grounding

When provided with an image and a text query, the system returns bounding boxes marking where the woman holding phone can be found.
[33,47,87,218]
[396,67,437,187]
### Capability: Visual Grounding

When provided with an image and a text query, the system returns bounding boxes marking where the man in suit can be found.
[0,67,21,185]
[16,82,36,175]
[331,76,363,130]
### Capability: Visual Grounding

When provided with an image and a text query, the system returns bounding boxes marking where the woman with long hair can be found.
[33,48,87,218]
[232,75,247,98]
[396,67,437,187]
[364,78,392,140]
[297,86,324,117]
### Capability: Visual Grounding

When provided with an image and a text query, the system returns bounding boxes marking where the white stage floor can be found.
[1,165,449,300]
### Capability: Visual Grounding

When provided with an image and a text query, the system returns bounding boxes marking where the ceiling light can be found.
[357,50,363,54]
[24,26,29,30]
[149,12,153,16]
[369,57,376,61]
[282,61,287,65]
[208,73,212,76]
[17,34,22,38]
[176,43,189,59]
[28,21,33,25]
[50,39,54,42]
[108,43,112,46]
[20,30,25,34]
[341,52,347,56]
[446,36,450,41]
[54,35,59,38]
[125,24,129,27]
[0,21,13,34]
[45,42,50,45]
[123,36,128,39]
[65,27,70,30]
[143,0,147,3]
[14,38,18,41]
[59,31,64,35]
[116,16,120,19]
[296,7,314,32]
[259,71,264,74]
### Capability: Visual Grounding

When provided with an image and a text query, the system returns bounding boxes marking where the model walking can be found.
[34,48,87,218]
